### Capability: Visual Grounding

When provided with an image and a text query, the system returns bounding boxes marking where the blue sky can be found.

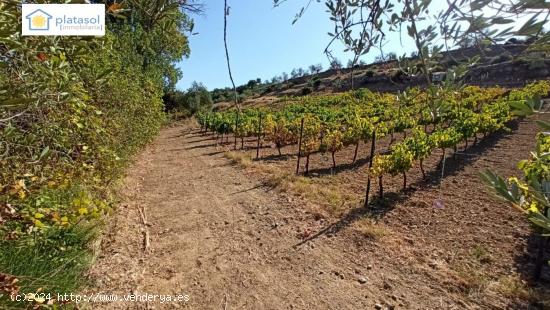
[177,0,395,91]
[174,1,471,91]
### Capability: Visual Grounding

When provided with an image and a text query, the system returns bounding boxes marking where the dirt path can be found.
[89,123,389,309]
[87,121,540,310]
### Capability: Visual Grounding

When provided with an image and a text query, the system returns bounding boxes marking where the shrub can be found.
[308,77,322,90]
[163,90,187,112]
[184,82,213,113]
[391,69,406,81]
[301,87,313,96]
[0,0,191,306]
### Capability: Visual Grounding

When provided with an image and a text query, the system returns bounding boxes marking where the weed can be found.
[353,218,387,240]
[470,245,493,264]
[492,275,531,300]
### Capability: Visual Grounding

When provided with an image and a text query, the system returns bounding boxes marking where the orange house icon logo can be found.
[25,9,52,31]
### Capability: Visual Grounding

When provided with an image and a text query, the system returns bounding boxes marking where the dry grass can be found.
[452,260,533,303]
[352,218,388,240]
[224,151,254,168]
[451,245,500,298]
[266,173,357,215]
[470,244,493,264]
[224,151,356,215]
[453,265,492,297]
[490,275,531,300]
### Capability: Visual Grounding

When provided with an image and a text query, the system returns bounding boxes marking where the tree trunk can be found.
[277,144,282,156]
[332,151,336,169]
[420,159,425,179]
[305,154,310,175]
[473,135,478,146]
[463,138,468,151]
[241,137,244,149]
[403,172,407,190]
[378,176,384,198]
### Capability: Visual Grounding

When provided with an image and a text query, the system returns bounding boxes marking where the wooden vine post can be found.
[295,117,305,175]
[256,114,262,159]
[364,131,376,208]
[352,142,360,163]
[234,111,239,150]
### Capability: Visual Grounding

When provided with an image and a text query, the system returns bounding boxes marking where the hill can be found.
[213,42,550,110]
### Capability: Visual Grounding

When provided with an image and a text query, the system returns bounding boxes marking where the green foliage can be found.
[163,90,187,112]
[201,81,544,183]
[0,0,192,306]
[0,223,97,308]
[211,78,266,103]
[480,83,550,240]
[183,81,213,114]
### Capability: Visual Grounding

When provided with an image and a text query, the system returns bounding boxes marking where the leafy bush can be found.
[0,0,191,306]
[301,87,313,96]
[183,82,213,114]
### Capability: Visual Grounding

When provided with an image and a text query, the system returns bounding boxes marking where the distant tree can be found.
[347,59,367,68]
[297,67,306,77]
[330,58,343,70]
[281,72,289,81]
[211,87,231,103]
[374,53,396,63]
[184,81,213,113]
[162,90,186,111]
[308,63,323,74]
[271,76,283,84]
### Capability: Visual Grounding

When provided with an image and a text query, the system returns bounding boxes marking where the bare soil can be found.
[88,116,549,309]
